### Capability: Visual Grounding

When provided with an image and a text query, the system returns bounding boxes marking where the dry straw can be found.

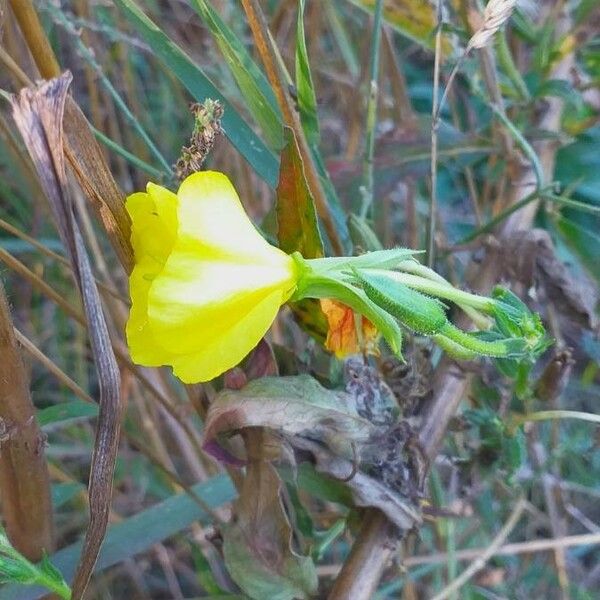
[434,0,518,121]
[467,0,518,51]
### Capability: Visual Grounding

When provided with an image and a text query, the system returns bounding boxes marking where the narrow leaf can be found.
[276,127,324,258]
[295,0,320,145]
[10,73,122,600]
[190,0,283,149]
[115,0,279,187]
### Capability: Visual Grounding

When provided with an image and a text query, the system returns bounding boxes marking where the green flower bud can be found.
[353,269,448,335]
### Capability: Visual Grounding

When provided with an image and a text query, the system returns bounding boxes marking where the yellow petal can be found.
[126,265,177,366]
[126,171,298,382]
[169,289,283,383]
[148,260,295,354]
[125,185,178,365]
[176,171,291,266]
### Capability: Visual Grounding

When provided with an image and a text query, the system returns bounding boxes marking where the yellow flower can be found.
[126,171,297,383]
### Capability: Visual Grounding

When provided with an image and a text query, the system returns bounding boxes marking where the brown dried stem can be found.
[330,7,575,598]
[0,279,54,560]
[8,0,61,78]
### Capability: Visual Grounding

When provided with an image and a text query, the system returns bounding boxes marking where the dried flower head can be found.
[174,99,223,181]
[467,0,517,51]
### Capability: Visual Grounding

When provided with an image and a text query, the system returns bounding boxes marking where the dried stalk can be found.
[0,279,54,560]
[7,0,134,272]
[430,497,526,600]
[327,510,397,600]
[8,0,61,78]
[332,7,575,597]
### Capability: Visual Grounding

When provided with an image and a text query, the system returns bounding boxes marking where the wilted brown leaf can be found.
[223,430,318,600]
[204,375,375,460]
[501,229,598,332]
[293,436,421,531]
[63,99,133,272]
[10,72,122,600]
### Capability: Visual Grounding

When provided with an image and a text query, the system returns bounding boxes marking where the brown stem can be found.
[327,510,397,600]
[8,0,61,78]
[0,279,54,560]
[240,0,344,256]
[331,6,575,597]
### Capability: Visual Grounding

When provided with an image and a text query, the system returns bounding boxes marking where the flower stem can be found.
[512,410,600,428]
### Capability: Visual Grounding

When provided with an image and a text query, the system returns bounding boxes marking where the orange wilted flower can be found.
[320,299,379,358]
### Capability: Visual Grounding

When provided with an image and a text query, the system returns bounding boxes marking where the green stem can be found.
[512,410,600,428]
[92,126,167,180]
[441,323,523,358]
[495,31,530,101]
[359,0,384,220]
[490,104,543,189]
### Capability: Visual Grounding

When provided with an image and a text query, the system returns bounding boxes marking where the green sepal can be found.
[292,259,404,358]
[306,248,419,273]
[432,333,478,360]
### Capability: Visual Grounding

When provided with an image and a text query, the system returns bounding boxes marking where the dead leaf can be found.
[223,431,318,600]
[500,229,599,333]
[293,436,422,531]
[320,298,379,358]
[204,375,375,461]
[63,98,134,272]
[10,72,122,600]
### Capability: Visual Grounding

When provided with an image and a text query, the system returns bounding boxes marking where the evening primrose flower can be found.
[126,171,297,383]
[126,171,543,384]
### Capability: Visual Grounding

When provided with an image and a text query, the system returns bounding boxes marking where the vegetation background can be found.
[0,0,599,598]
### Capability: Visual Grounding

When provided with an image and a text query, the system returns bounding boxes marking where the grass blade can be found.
[115,0,279,187]
[190,0,283,149]
[295,0,320,145]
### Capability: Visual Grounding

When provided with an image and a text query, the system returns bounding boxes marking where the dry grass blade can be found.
[10,72,122,599]
[63,99,134,273]
[0,280,54,561]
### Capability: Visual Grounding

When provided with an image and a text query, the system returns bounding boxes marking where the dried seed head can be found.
[467,0,517,51]
[175,99,224,181]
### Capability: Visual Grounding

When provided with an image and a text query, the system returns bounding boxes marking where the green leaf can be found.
[190,0,283,149]
[37,401,98,430]
[0,474,236,600]
[190,544,228,596]
[295,0,320,145]
[114,0,279,187]
[51,483,85,509]
[557,215,600,283]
